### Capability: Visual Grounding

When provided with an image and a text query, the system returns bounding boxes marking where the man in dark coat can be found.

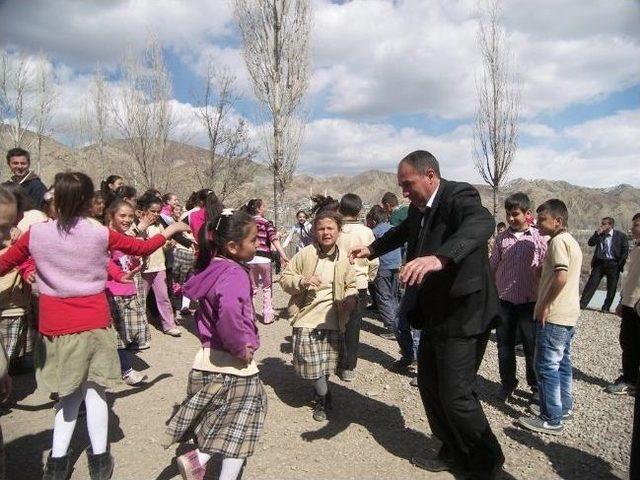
[350,150,504,479]
[6,147,47,209]
[580,217,629,312]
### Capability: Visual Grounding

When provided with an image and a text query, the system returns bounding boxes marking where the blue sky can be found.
[0,0,639,187]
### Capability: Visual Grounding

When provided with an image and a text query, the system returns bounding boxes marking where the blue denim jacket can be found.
[373,223,402,271]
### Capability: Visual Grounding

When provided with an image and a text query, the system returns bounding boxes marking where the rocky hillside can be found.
[1,128,638,230]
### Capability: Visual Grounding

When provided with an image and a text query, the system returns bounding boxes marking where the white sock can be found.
[219,457,245,480]
[181,296,190,310]
[85,384,109,455]
[51,386,86,457]
[314,376,328,396]
[196,449,211,466]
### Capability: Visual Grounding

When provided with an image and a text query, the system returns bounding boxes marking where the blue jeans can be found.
[535,322,575,425]
[395,296,421,362]
[496,301,537,391]
[373,270,399,329]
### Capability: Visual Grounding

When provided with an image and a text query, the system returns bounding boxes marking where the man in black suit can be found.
[580,217,629,312]
[350,150,503,479]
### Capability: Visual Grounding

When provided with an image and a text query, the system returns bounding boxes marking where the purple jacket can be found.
[183,257,259,359]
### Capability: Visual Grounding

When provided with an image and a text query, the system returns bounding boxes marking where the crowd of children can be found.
[0,148,637,479]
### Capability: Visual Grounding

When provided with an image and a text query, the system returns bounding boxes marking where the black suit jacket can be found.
[369,179,501,337]
[588,229,629,271]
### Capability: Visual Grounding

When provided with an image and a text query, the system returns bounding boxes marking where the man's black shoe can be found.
[411,456,456,472]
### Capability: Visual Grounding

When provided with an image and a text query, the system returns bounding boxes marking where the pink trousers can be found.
[249,262,274,324]
[141,270,176,331]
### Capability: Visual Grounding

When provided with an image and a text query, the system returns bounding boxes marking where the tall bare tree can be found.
[89,64,112,179]
[113,37,174,189]
[193,63,257,202]
[33,53,57,175]
[234,0,311,226]
[473,0,520,217]
[0,51,36,151]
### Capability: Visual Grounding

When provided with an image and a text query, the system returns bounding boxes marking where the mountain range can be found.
[2,128,638,231]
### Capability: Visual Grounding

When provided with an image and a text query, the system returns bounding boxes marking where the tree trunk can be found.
[492,185,498,219]
[273,123,282,228]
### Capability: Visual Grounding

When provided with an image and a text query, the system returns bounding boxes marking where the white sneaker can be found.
[123,370,148,386]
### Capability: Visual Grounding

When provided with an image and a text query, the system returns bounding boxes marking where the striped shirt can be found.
[489,226,548,305]
[254,216,277,254]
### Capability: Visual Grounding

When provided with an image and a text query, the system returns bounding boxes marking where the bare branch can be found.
[473,0,520,217]
[112,36,174,189]
[234,0,311,226]
[192,62,257,201]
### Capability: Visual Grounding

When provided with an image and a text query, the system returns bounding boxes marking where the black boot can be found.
[313,394,328,421]
[86,447,114,480]
[42,453,71,480]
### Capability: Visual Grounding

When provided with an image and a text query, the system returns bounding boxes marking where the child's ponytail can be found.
[195,209,256,270]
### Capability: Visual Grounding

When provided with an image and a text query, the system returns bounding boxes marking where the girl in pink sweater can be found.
[0,172,189,480]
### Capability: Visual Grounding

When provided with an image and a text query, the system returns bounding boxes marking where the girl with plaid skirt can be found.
[280,208,358,421]
[164,209,267,480]
[0,172,190,480]
[105,199,151,386]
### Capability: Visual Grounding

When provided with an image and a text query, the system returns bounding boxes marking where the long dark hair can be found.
[310,194,339,216]
[137,192,163,211]
[196,191,225,249]
[243,198,263,216]
[54,172,95,233]
[1,181,33,215]
[100,175,123,207]
[195,210,256,271]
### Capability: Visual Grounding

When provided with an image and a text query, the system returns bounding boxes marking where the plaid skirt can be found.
[173,248,195,285]
[292,327,343,379]
[108,294,150,349]
[0,313,35,359]
[164,370,267,458]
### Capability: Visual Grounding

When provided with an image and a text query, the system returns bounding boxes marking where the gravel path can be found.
[3,284,634,479]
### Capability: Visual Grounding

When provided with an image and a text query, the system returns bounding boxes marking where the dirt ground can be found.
[2,283,634,480]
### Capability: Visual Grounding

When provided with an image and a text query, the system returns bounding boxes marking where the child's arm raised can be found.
[0,231,31,276]
[108,223,190,257]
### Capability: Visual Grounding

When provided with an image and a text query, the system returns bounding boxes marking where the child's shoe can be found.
[122,369,148,386]
[164,327,182,337]
[42,453,71,480]
[87,447,114,480]
[176,450,206,480]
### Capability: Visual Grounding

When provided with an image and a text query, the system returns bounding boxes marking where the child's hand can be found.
[242,345,255,363]
[9,227,21,244]
[300,274,322,289]
[615,304,623,317]
[538,305,549,326]
[337,295,357,316]
[164,222,191,239]
[121,264,142,283]
[25,270,36,284]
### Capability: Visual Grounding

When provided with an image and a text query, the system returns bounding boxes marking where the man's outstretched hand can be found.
[399,255,448,286]
[348,245,371,264]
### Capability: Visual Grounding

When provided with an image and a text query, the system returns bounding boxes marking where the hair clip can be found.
[215,208,234,230]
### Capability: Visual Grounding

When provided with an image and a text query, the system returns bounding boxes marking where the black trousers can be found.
[340,289,368,371]
[620,306,640,385]
[580,259,620,310]
[417,330,503,477]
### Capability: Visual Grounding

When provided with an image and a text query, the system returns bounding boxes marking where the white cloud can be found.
[0,0,233,69]
[298,108,640,187]
[310,0,640,120]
